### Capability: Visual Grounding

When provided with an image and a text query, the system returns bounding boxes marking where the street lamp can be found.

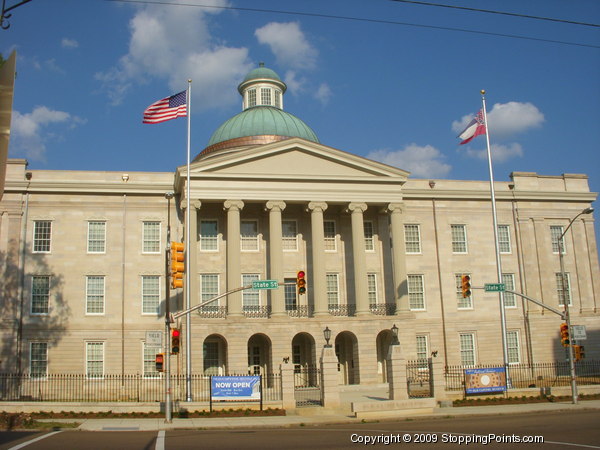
[391,324,399,345]
[558,206,593,405]
[323,327,332,348]
[164,191,174,423]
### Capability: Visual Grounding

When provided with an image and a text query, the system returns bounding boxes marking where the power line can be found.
[105,0,600,49]
[389,0,600,28]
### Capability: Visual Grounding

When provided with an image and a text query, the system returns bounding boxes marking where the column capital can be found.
[223,199,244,211]
[346,202,367,214]
[265,200,286,212]
[385,202,405,214]
[307,201,328,213]
[191,200,202,210]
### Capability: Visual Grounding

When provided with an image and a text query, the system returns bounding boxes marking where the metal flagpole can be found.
[185,79,193,402]
[480,90,510,375]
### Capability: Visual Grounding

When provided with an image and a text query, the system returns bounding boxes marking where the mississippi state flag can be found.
[143,91,187,124]
[458,109,486,145]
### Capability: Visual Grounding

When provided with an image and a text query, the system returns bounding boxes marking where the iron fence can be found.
[0,372,282,403]
[406,359,432,398]
[445,360,600,391]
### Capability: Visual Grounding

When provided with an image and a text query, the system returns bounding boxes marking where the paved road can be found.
[2,410,599,449]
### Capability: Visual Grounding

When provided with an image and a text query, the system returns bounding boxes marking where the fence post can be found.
[280,361,296,410]
[320,345,340,409]
[430,357,447,402]
[386,344,408,400]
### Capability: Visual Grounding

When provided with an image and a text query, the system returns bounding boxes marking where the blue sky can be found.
[4,0,599,200]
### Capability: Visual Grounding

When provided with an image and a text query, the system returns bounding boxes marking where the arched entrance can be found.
[203,334,227,375]
[376,329,394,382]
[247,333,272,376]
[335,331,360,385]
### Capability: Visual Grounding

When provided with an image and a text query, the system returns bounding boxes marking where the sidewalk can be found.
[42,400,600,431]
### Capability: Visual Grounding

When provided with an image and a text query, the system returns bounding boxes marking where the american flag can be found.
[143,91,187,124]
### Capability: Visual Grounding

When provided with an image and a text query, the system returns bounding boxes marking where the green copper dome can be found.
[207,106,319,147]
[242,64,282,84]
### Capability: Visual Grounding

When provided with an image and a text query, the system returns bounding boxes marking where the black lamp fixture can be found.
[391,324,399,345]
[323,326,332,348]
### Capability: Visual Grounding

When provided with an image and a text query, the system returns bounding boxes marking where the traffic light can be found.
[171,242,184,289]
[155,353,164,372]
[574,345,585,361]
[461,275,471,298]
[296,270,306,295]
[560,323,570,347]
[171,328,181,354]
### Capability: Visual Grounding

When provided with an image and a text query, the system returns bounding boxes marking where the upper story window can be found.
[274,90,281,108]
[367,273,378,305]
[200,220,218,251]
[404,224,421,254]
[497,225,511,253]
[141,275,160,315]
[326,273,339,307]
[451,224,468,253]
[261,88,272,105]
[502,273,516,308]
[241,220,259,251]
[364,221,375,251]
[87,221,106,253]
[282,220,298,251]
[408,274,425,310]
[247,89,257,107]
[556,272,572,306]
[86,275,105,315]
[550,225,565,254]
[142,221,161,253]
[324,220,336,251]
[31,275,50,315]
[33,220,52,253]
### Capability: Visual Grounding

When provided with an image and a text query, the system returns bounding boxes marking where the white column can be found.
[266,201,286,316]
[347,202,369,316]
[308,202,328,316]
[387,203,409,314]
[224,200,244,317]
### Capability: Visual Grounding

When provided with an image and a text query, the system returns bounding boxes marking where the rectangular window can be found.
[30,342,48,378]
[247,88,257,107]
[260,88,271,105]
[416,335,429,368]
[324,220,336,251]
[86,342,104,378]
[459,333,476,366]
[497,225,511,253]
[143,342,162,378]
[326,273,339,307]
[86,276,105,314]
[284,277,297,311]
[451,224,468,253]
[282,220,298,250]
[556,272,572,306]
[200,274,220,312]
[507,330,520,364]
[502,273,516,308]
[242,274,260,309]
[367,273,378,305]
[550,225,565,254]
[364,221,374,251]
[33,220,52,253]
[142,275,160,314]
[404,224,421,254]
[456,273,472,309]
[408,274,425,310]
[200,220,218,251]
[87,221,106,253]
[241,220,259,251]
[274,90,281,108]
[142,221,161,253]
[204,341,220,375]
[31,275,50,314]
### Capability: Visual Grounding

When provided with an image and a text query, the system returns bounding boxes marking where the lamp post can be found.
[323,327,332,348]
[164,192,174,422]
[391,324,399,345]
[558,206,594,405]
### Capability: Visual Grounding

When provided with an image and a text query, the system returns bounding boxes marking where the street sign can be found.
[146,331,163,346]
[484,283,506,292]
[571,325,587,341]
[252,280,279,290]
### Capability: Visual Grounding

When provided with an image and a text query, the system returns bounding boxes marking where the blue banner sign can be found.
[464,367,507,394]
[211,375,261,401]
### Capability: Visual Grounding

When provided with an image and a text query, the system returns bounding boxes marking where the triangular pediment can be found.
[186,138,410,180]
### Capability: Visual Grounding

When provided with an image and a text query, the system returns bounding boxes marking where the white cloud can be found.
[96,1,253,108]
[461,143,524,163]
[61,38,79,49]
[315,83,332,105]
[367,144,452,178]
[10,106,86,161]
[255,22,318,70]
[452,101,544,138]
